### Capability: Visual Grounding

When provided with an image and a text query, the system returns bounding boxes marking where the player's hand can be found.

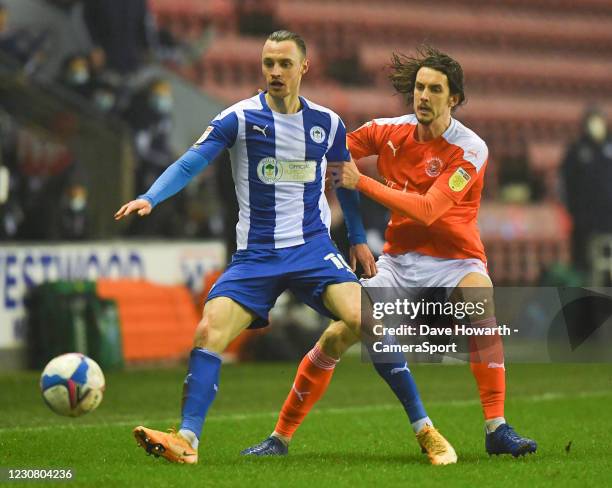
[327,158,362,190]
[350,243,377,278]
[114,199,152,220]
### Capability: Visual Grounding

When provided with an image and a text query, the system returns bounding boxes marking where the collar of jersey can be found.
[260,91,307,115]
[411,117,456,145]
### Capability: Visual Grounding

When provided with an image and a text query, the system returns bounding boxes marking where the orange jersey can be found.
[348,114,488,263]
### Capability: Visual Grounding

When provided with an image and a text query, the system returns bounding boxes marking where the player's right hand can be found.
[327,159,361,190]
[114,199,152,220]
[350,243,378,278]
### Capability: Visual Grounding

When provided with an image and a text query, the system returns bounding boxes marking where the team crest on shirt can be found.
[425,157,443,177]
[257,157,283,184]
[448,167,471,192]
[193,126,213,146]
[309,126,326,144]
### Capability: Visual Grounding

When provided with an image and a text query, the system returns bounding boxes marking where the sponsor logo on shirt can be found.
[257,158,317,184]
[448,167,471,192]
[310,126,326,144]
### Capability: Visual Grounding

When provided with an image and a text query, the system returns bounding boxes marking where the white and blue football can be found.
[40,353,105,417]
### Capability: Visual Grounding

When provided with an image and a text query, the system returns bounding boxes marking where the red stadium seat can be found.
[277,1,612,56]
[97,279,199,362]
[527,142,566,201]
[479,203,571,284]
[200,83,260,104]
[198,35,323,86]
[360,45,612,97]
[328,0,612,17]
[150,0,236,37]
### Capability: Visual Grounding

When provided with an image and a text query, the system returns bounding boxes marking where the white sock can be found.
[412,416,433,434]
[179,428,199,449]
[271,431,290,446]
[485,417,506,433]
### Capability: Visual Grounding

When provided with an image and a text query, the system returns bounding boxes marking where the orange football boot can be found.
[416,425,458,465]
[133,426,198,464]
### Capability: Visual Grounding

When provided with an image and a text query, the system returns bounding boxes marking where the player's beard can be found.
[415,104,435,125]
[416,113,433,125]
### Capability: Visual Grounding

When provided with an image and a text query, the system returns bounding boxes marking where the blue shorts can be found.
[206,234,359,328]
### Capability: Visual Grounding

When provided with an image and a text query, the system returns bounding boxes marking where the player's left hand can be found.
[327,158,362,190]
[350,243,377,278]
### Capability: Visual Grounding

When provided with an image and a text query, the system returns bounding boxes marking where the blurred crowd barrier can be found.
[0,240,225,368]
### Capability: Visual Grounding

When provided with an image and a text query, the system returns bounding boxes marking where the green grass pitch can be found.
[1,359,611,487]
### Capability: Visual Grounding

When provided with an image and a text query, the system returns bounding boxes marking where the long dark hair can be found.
[389,45,466,108]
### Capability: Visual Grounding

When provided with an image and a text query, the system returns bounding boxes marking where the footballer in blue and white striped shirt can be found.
[116,30,378,464]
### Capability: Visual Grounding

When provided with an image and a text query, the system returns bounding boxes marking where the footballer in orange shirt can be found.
[243,46,536,460]
[347,110,487,263]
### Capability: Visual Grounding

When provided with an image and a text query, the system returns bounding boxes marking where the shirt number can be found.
[324,252,352,272]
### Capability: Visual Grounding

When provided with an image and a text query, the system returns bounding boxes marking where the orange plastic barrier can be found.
[97,279,199,362]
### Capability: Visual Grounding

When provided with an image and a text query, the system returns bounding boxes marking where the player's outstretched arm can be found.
[114,198,152,220]
[113,149,216,222]
[114,110,236,223]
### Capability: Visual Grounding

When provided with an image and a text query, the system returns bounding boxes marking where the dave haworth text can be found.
[372,324,513,337]
[370,323,514,354]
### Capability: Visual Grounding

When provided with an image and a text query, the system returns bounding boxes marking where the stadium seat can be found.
[150,0,236,38]
[198,35,323,86]
[479,203,571,284]
[527,142,566,201]
[360,45,612,97]
[96,279,199,362]
[277,1,612,55]
[328,0,612,17]
[200,82,260,104]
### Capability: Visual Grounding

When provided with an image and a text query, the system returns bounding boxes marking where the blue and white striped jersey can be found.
[190,92,350,250]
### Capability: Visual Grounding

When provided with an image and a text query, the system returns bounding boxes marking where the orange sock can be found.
[468,317,506,420]
[274,343,338,439]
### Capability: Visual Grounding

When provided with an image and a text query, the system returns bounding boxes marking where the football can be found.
[40,353,106,417]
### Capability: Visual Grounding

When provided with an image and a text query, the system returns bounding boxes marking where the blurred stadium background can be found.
[1,0,612,371]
